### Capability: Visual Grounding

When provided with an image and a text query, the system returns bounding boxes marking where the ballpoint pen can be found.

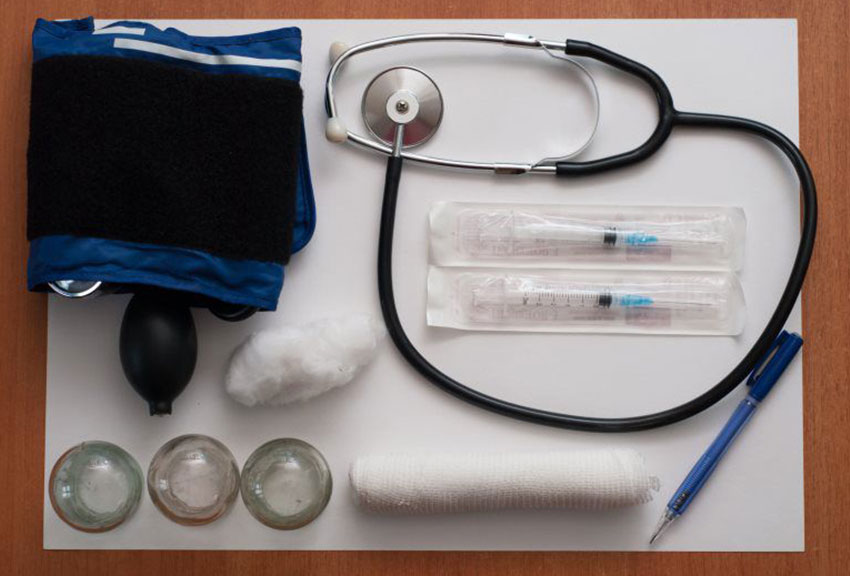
[649,330,804,545]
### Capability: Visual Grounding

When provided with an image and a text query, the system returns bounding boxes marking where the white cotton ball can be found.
[225,315,386,407]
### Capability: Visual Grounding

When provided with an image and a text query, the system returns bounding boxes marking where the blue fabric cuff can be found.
[28,18,316,310]
[29,236,284,311]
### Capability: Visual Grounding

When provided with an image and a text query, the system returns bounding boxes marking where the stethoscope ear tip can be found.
[325,117,348,143]
[329,41,349,64]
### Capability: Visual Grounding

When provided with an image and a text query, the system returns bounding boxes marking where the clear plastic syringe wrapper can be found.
[427,267,745,335]
[430,202,746,270]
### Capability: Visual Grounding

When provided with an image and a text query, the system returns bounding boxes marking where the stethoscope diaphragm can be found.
[362,66,444,149]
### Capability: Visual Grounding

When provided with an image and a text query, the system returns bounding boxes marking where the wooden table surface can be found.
[1,1,847,574]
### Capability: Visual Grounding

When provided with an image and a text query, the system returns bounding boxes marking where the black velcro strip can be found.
[27,55,303,264]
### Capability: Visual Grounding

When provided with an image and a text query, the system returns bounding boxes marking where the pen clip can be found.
[748,331,789,386]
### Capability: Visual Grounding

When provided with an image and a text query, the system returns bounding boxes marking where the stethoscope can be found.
[325,32,601,173]
[324,32,817,432]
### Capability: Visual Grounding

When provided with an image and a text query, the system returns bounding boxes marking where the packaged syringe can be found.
[427,267,745,335]
[430,202,746,270]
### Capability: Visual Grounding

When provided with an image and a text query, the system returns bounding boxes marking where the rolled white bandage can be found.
[350,449,658,514]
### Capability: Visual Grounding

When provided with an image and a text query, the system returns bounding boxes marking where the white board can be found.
[44,19,803,551]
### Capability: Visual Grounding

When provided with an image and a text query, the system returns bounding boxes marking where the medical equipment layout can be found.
[32,19,814,550]
[325,32,816,433]
[427,267,745,334]
[430,202,746,269]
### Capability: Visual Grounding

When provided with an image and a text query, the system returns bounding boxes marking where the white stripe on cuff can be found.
[93,26,147,36]
[113,38,302,72]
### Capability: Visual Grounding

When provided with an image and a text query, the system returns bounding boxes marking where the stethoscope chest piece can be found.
[362,66,443,148]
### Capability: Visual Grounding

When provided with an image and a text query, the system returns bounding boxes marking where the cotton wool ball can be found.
[225,315,385,407]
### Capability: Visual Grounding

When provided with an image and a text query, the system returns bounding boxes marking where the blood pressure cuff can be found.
[26,18,316,311]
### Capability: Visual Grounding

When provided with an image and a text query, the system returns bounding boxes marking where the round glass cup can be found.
[147,434,240,526]
[240,438,332,530]
[49,441,143,532]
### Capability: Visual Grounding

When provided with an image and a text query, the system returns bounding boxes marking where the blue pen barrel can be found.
[651,332,802,544]
[667,397,758,515]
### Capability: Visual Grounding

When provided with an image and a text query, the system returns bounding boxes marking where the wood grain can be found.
[1,1,847,574]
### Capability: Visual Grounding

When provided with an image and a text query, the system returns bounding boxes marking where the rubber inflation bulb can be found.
[119,293,197,415]
[329,41,348,63]
[325,117,347,143]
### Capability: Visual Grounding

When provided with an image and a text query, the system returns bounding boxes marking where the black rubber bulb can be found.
[119,293,197,415]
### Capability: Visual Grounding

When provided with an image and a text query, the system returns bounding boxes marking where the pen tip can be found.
[649,510,675,546]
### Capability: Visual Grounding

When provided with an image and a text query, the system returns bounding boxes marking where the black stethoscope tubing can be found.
[376,40,817,432]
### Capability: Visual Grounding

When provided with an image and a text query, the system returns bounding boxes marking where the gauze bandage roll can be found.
[350,449,658,514]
